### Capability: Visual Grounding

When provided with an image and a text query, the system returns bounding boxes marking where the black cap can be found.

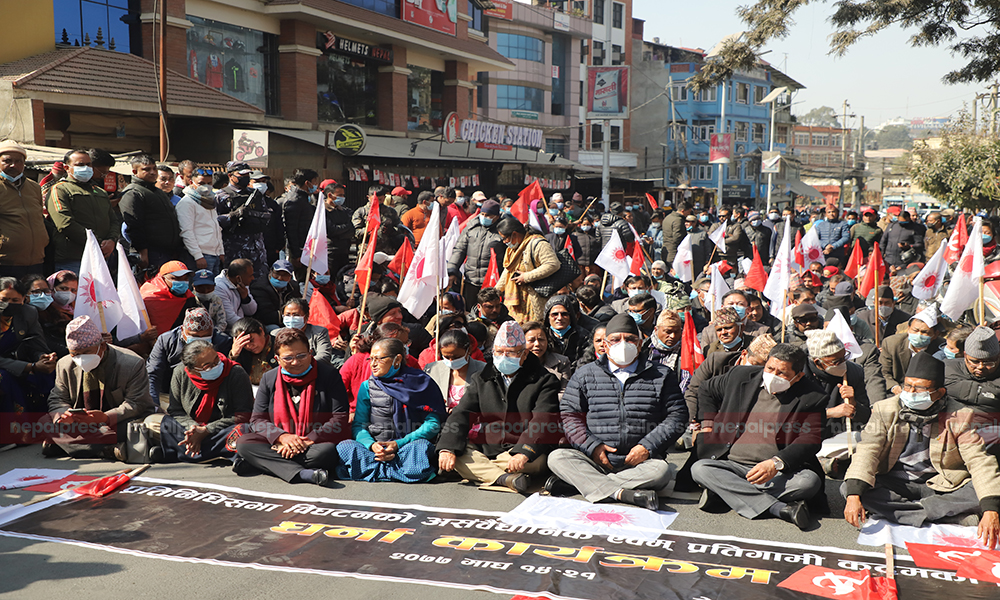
[877,285,894,300]
[606,313,639,337]
[366,293,402,325]
[905,352,945,388]
[791,304,819,318]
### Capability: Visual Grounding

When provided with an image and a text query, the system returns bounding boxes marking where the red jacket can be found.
[140,275,194,336]
[341,351,421,411]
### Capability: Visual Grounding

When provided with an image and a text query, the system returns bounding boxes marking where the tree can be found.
[689,0,1000,90]
[799,106,842,128]
[875,125,913,150]
[910,112,1000,211]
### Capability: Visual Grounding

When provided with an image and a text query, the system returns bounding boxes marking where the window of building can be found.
[579,125,585,149]
[496,84,544,112]
[727,164,738,180]
[794,132,810,146]
[698,87,717,102]
[752,123,765,143]
[477,72,487,109]
[317,53,378,125]
[611,125,620,150]
[696,165,713,181]
[745,159,758,179]
[754,86,766,104]
[54,0,136,53]
[670,84,687,102]
[186,16,278,114]
[336,0,398,18]
[592,41,604,66]
[735,121,748,142]
[591,123,603,150]
[776,125,789,145]
[736,83,749,104]
[496,33,545,63]
[830,134,842,148]
[580,39,587,64]
[579,80,584,106]
[467,0,484,33]
[407,66,445,131]
[812,133,829,146]
[612,2,624,28]
[552,34,568,116]
[545,138,568,157]
[611,44,622,65]
[692,122,714,143]
[594,0,605,24]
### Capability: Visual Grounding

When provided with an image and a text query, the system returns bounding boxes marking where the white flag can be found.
[825,309,862,359]
[858,517,987,550]
[912,240,949,301]
[398,202,441,317]
[672,234,694,282]
[763,216,793,318]
[528,209,546,233]
[302,200,329,276]
[706,262,730,312]
[74,229,123,333]
[501,493,677,542]
[440,218,461,287]
[595,228,631,284]
[115,243,148,339]
[940,217,984,321]
[708,220,727,253]
[800,224,826,266]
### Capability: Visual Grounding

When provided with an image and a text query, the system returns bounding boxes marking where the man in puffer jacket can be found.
[597,202,635,247]
[547,314,688,510]
[448,199,505,309]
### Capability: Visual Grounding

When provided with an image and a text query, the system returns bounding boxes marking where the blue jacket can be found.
[813,219,850,253]
[560,354,687,468]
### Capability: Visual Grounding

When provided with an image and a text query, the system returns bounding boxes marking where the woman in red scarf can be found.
[158,341,253,463]
[234,328,349,485]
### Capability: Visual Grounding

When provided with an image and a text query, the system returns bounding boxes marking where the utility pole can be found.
[717,80,726,209]
[838,100,855,213]
[765,90,777,214]
[158,0,167,161]
[600,0,613,208]
[854,115,864,211]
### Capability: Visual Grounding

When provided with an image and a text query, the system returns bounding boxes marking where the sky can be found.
[633,0,985,130]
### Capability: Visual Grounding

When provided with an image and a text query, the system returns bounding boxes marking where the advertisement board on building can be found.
[709,133,731,164]
[761,151,781,174]
[316,31,393,63]
[485,0,513,19]
[232,130,268,167]
[586,66,630,120]
[402,0,458,36]
[332,124,367,157]
[723,184,752,198]
[554,12,570,31]
[443,114,543,150]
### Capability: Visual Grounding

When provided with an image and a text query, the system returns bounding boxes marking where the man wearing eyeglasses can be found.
[843,353,1000,549]
[944,327,1000,448]
[786,304,823,347]
[547,313,688,510]
[804,329,874,439]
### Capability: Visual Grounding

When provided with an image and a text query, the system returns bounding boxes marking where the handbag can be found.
[531,248,582,297]
[124,421,155,464]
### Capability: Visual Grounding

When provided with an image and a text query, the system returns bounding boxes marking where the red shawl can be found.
[185,353,235,425]
[140,274,193,335]
[273,360,319,437]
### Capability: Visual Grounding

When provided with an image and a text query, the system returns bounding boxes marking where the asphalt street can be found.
[0,445,874,600]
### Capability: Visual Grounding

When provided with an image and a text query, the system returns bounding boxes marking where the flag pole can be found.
[600,269,609,299]
[844,375,855,455]
[348,227,370,309]
[303,246,315,302]
[980,275,986,326]
[579,197,600,222]
[874,261,881,348]
[97,301,107,333]
[435,285,442,362]
[780,288,787,343]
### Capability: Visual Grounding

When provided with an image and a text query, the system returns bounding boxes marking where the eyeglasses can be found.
[901,383,937,393]
[194,361,220,373]
[278,352,310,363]
[967,357,999,368]
[368,355,396,364]
[605,334,640,345]
[493,349,523,358]
[550,312,571,318]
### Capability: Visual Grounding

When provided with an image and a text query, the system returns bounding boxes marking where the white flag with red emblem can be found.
[672,234,694,282]
[302,198,329,277]
[115,243,149,340]
[912,241,948,301]
[440,218,461,287]
[595,228,631,284]
[706,262,729,312]
[825,309,862,359]
[398,202,441,317]
[74,229,123,333]
[764,216,794,318]
[940,216,984,321]
[800,224,826,266]
[708,221,727,253]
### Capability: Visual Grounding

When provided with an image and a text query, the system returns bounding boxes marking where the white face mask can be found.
[72,353,102,372]
[900,390,936,411]
[607,340,638,366]
[762,371,793,395]
[824,362,848,378]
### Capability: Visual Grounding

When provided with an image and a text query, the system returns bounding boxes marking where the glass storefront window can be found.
[339,0,399,18]
[186,16,275,113]
[496,33,544,63]
[318,54,378,125]
[497,85,543,112]
[407,66,444,132]
[54,0,135,53]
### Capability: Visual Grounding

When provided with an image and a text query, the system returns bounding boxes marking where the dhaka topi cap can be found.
[66,315,102,352]
[805,329,844,359]
[183,307,213,333]
[494,320,526,349]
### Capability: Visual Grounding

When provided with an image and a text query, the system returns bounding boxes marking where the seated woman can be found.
[425,329,486,415]
[417,313,485,369]
[273,298,334,364]
[228,318,276,388]
[336,338,446,483]
[235,328,349,486]
[424,291,465,335]
[21,274,71,357]
[522,321,572,391]
[159,340,253,463]
[47,270,78,322]
[340,322,417,412]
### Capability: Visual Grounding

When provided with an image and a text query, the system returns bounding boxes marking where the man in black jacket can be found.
[856,285,911,343]
[449,200,505,310]
[322,183,354,280]
[881,210,924,270]
[120,154,187,272]
[691,343,828,530]
[548,314,688,510]
[249,259,301,329]
[216,162,272,281]
[804,329,879,438]
[944,326,1000,414]
[281,168,320,281]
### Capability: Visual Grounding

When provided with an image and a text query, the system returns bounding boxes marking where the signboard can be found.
[586,66,630,120]
[723,184,752,198]
[232,129,268,167]
[317,32,393,63]
[331,124,367,157]
[443,112,460,143]
[551,65,560,79]
[511,110,539,121]
[554,12,570,31]
[448,118,543,150]
[761,151,781,174]
[402,0,457,36]
[709,133,731,164]
[484,0,512,19]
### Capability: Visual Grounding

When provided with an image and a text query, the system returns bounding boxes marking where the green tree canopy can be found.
[875,125,913,150]
[910,113,1000,210]
[799,106,842,128]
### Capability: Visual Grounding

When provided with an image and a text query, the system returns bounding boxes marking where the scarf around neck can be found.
[273,359,319,437]
[185,353,235,424]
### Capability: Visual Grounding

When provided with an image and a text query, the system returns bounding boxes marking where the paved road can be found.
[0,445,872,600]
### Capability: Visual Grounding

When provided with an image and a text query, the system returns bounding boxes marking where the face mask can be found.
[283,315,306,330]
[607,340,638,366]
[729,305,747,320]
[423,203,433,212]
[252,182,268,193]
[768,212,780,221]
[540,207,550,215]
[721,335,743,350]
[282,363,313,377]
[380,359,402,379]
[824,362,848,378]
[444,355,468,370]
[53,290,75,305]
[198,361,225,381]
[502,208,511,216]
[314,274,330,285]
[908,332,931,348]
[849,313,858,326]
[686,225,694,231]
[628,311,645,325]
[762,371,793,395]
[72,353,102,372]
[270,276,288,289]
[195,292,214,305]
[506,241,517,250]
[985,234,994,244]
[72,165,93,182]
[494,354,522,375]
[1,170,23,184]
[878,305,893,318]
[28,293,54,311]
[649,224,661,232]
[651,333,676,351]
[750,220,761,227]
[550,324,571,337]
[689,290,699,300]
[333,196,346,205]
[580,225,592,232]
[235,175,250,187]
[185,334,213,344]
[943,348,958,360]
[699,215,710,223]
[890,216,898,223]
[479,215,493,228]
[553,227,566,235]
[846,219,857,227]
[170,280,190,295]
[900,390,936,411]
[627,288,646,298]
[455,197,466,206]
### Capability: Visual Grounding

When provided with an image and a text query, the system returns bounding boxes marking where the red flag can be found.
[563,234,576,260]
[483,248,500,289]
[365,194,382,235]
[630,239,645,275]
[793,229,804,268]
[645,192,658,210]
[844,239,864,279]
[459,208,481,232]
[956,550,1000,583]
[858,241,886,299]
[354,229,378,295]
[777,566,896,600]
[308,286,342,340]
[943,212,968,264]
[680,310,703,374]
[904,542,987,571]
[72,472,134,497]
[744,245,768,292]
[513,180,543,223]
[387,239,415,279]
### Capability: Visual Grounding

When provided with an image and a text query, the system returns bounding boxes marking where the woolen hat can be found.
[0,140,27,158]
[965,326,1000,360]
[366,294,402,325]
[834,281,854,297]
[906,352,945,388]
[606,313,640,337]
[480,199,501,216]
[65,316,102,352]
[805,329,844,359]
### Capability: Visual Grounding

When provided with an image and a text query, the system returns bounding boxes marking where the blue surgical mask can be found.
[730,305,746,320]
[890,215,899,223]
[686,225,694,231]
[750,220,761,227]
[689,290,698,300]
[580,225,592,232]
[846,219,857,227]
[984,234,993,244]
[556,202,564,209]
[270,276,288,289]
[908,332,931,348]
[943,348,958,360]
[282,363,313,377]
[494,355,521,375]
[198,361,225,381]
[252,182,268,193]
[283,315,306,330]
[553,227,566,235]
[72,165,93,182]
[380,359,402,379]
[721,335,743,350]
[170,280,190,295]
[314,274,330,285]
[479,215,493,227]
[627,288,645,298]
[185,334,213,344]
[850,313,858,326]
[537,207,546,215]
[900,390,935,411]
[550,324,571,337]
[444,356,468,370]
[628,311,645,325]
[28,293,53,310]
[649,224,661,232]
[506,241,517,250]
[308,184,318,195]
[333,195,345,205]
[699,215,710,223]
[1,171,23,184]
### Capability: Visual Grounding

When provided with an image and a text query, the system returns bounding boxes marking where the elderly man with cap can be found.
[147,307,233,403]
[844,353,1000,547]
[449,199,506,309]
[214,258,258,334]
[702,307,748,360]
[437,321,561,493]
[176,183,225,274]
[46,316,155,459]
[48,148,121,274]
[805,329,877,438]
[856,285,911,343]
[547,313,688,510]
[945,326,1000,416]
[0,140,47,277]
[250,259,301,330]
[684,333,777,428]
[692,343,829,529]
[216,162,272,281]
[881,306,943,396]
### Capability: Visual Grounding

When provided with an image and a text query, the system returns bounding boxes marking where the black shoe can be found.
[620,489,659,511]
[311,469,329,486]
[149,446,165,463]
[496,473,530,494]
[778,501,811,530]
[543,475,578,497]
[698,488,729,513]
